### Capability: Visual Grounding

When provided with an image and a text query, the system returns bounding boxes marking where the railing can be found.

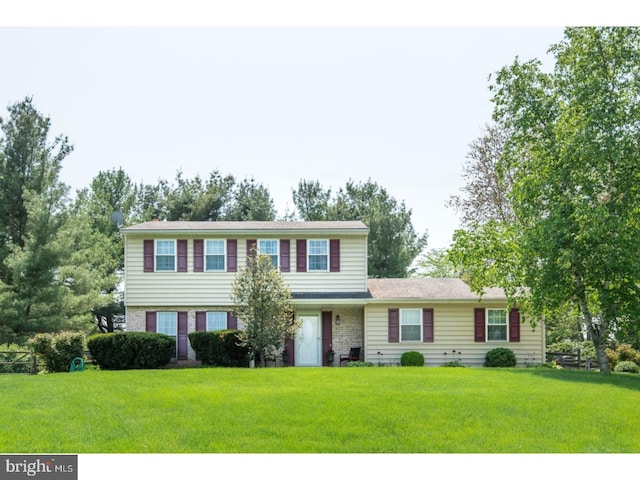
[546,351,597,370]
[0,350,38,374]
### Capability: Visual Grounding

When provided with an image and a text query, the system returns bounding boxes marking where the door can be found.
[295,315,321,366]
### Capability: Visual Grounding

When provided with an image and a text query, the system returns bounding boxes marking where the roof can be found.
[366,278,507,302]
[121,220,369,235]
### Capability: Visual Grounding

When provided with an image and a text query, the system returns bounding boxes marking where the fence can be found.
[546,351,598,370]
[0,350,38,374]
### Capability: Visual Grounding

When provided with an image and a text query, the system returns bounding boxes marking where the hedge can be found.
[188,330,250,367]
[87,332,174,370]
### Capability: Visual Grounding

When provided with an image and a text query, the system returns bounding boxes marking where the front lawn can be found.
[1,367,639,453]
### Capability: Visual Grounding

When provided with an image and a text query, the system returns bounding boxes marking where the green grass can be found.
[1,367,639,453]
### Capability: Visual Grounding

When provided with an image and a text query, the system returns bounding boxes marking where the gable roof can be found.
[367,278,507,302]
[121,220,369,236]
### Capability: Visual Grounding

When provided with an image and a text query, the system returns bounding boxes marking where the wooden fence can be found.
[0,350,38,374]
[546,351,598,370]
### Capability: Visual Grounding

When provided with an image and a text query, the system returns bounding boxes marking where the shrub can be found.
[29,331,85,373]
[87,332,174,370]
[606,344,640,371]
[442,360,466,367]
[484,347,517,368]
[188,330,250,367]
[614,361,640,374]
[400,351,424,366]
[344,361,375,367]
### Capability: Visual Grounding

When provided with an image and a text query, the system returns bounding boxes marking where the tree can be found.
[224,177,276,221]
[231,248,298,367]
[447,123,515,227]
[164,170,235,221]
[413,247,459,278]
[334,180,427,278]
[450,27,640,374]
[0,98,75,343]
[291,179,333,221]
[292,178,427,278]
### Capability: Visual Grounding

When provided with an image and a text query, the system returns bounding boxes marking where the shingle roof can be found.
[121,220,369,234]
[367,278,507,301]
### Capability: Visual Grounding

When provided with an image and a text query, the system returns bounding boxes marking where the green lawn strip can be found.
[1,367,639,453]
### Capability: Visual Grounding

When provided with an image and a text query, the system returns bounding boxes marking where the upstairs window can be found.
[205,239,226,271]
[155,240,176,271]
[258,239,279,268]
[308,239,328,271]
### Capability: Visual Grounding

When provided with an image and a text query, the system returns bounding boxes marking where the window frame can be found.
[206,311,228,331]
[258,239,279,269]
[307,239,329,272]
[155,239,176,272]
[205,239,226,272]
[487,308,508,342]
[400,308,422,342]
[156,311,178,358]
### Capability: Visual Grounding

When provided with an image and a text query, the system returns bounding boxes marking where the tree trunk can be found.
[260,349,267,368]
[574,273,611,374]
[589,320,611,374]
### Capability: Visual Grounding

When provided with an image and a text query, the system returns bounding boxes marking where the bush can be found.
[484,347,517,368]
[188,330,250,367]
[344,361,375,367]
[606,344,640,371]
[400,351,424,366]
[614,360,640,374]
[87,332,174,370]
[29,331,85,373]
[442,361,466,367]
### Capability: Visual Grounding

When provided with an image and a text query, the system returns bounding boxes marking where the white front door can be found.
[295,315,321,366]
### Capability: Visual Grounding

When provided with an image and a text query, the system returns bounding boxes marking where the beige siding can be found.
[124,234,368,307]
[364,303,545,367]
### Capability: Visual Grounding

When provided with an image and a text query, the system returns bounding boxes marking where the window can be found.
[206,312,227,331]
[308,239,328,271]
[157,311,177,357]
[205,239,226,271]
[258,239,279,268]
[400,309,422,342]
[155,240,176,271]
[487,309,508,341]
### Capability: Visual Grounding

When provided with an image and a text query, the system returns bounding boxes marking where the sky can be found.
[0,5,572,250]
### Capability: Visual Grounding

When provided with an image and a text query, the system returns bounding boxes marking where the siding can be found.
[124,233,368,306]
[364,303,545,368]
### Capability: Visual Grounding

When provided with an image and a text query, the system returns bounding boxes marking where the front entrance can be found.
[295,315,321,366]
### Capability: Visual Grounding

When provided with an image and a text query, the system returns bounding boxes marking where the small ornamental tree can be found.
[231,247,298,367]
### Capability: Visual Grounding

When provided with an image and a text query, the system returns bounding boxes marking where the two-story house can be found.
[121,220,545,367]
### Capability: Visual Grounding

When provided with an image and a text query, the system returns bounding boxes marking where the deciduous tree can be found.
[231,248,298,367]
[450,27,640,373]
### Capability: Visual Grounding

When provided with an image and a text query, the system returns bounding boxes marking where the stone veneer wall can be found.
[329,307,365,366]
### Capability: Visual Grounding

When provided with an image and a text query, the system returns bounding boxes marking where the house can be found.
[121,220,545,367]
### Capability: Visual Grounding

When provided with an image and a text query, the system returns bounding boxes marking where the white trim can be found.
[204,239,226,272]
[400,308,422,342]
[258,238,279,269]
[307,239,329,272]
[486,308,508,342]
[155,239,177,272]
